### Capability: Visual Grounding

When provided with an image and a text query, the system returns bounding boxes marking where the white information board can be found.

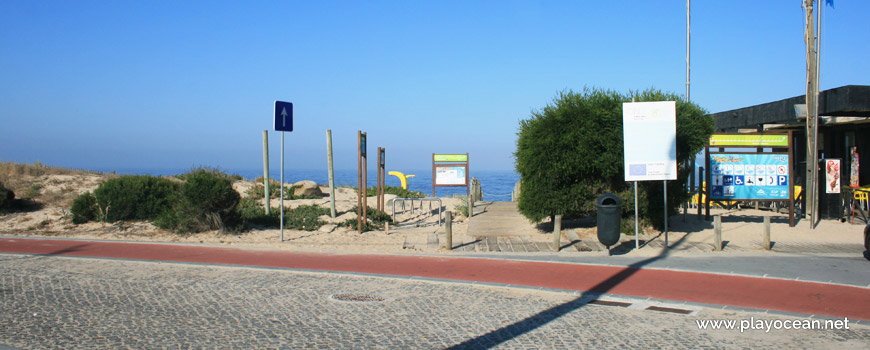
[623,101,677,181]
[435,166,467,185]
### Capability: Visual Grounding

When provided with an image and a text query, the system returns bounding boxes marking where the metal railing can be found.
[391,197,442,226]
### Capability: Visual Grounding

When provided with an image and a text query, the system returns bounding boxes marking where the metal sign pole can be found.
[280,131,285,242]
[357,131,362,233]
[273,100,293,242]
[664,180,668,248]
[635,181,639,250]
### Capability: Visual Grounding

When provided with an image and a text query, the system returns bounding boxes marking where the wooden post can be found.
[552,214,562,252]
[714,214,722,251]
[357,131,363,233]
[262,130,271,215]
[445,211,453,250]
[326,130,336,218]
[804,0,818,229]
[377,147,384,216]
[763,216,771,250]
[467,195,472,220]
[362,132,368,229]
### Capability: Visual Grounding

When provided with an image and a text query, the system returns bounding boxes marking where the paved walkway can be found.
[404,202,867,255]
[4,255,868,349]
[1,237,868,322]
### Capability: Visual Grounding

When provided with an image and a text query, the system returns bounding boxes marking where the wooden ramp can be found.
[467,201,540,237]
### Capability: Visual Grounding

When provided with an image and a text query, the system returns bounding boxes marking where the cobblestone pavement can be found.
[2,255,868,349]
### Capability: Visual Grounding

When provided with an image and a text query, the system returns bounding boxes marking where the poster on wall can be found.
[709,153,790,200]
[850,147,860,188]
[623,101,677,181]
[435,166,466,186]
[825,159,841,194]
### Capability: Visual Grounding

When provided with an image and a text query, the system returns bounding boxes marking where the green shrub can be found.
[453,197,470,217]
[0,182,14,212]
[182,169,240,215]
[238,198,281,227]
[283,204,329,231]
[153,169,242,234]
[153,199,222,234]
[71,192,97,224]
[239,198,333,231]
[340,218,380,232]
[365,186,425,198]
[247,179,282,199]
[94,175,179,222]
[514,87,713,228]
[339,206,393,232]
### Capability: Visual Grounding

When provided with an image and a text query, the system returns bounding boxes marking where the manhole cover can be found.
[329,293,385,302]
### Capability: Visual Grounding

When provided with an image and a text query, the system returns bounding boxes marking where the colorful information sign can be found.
[709,134,788,147]
[709,153,790,200]
[825,159,841,194]
[433,154,468,162]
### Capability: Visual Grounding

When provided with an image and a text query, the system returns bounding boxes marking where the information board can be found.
[432,153,470,197]
[623,101,677,181]
[709,153,790,200]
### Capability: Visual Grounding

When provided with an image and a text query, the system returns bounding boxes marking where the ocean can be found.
[100,168,520,202]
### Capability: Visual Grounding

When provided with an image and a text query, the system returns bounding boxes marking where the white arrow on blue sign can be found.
[274,101,293,132]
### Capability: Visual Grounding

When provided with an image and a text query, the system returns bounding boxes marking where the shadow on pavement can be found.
[446,234,689,349]
[454,239,482,250]
[0,243,91,262]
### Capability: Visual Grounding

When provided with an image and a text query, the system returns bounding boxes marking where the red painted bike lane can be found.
[2,237,868,321]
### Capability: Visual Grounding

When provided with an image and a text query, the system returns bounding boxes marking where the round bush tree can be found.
[514,87,713,228]
[182,169,240,215]
[155,168,241,233]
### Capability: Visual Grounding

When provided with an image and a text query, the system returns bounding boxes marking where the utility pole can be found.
[686,0,691,102]
[803,0,818,228]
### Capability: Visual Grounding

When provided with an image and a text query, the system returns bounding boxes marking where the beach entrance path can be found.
[467,201,539,237]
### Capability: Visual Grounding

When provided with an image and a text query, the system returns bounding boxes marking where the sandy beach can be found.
[1,169,866,257]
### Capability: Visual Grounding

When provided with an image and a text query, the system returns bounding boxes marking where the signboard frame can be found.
[432,153,470,197]
[622,101,678,181]
[704,131,795,227]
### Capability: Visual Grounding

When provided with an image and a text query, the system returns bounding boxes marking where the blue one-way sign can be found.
[274,101,293,132]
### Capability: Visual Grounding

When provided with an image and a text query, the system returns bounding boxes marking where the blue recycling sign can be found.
[709,153,790,200]
[274,101,293,132]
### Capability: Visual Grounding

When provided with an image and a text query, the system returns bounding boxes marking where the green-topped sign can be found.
[709,134,788,147]
[434,154,468,162]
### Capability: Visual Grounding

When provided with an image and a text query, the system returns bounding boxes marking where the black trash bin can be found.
[596,194,621,247]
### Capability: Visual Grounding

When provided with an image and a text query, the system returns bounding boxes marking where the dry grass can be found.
[0,161,102,178]
[0,161,110,208]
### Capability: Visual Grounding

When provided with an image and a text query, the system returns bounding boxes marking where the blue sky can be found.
[1,1,866,173]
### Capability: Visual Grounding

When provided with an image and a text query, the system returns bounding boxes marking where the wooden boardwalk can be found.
[467,201,540,237]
